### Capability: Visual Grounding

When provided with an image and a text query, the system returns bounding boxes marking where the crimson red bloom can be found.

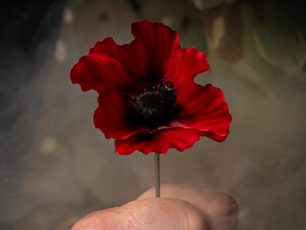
[70,20,231,155]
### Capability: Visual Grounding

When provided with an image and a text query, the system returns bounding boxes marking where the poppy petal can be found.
[70,53,140,93]
[131,20,180,75]
[115,128,202,155]
[165,48,209,104]
[94,91,144,140]
[89,37,147,81]
[174,84,231,142]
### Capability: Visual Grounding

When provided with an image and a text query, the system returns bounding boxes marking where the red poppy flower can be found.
[70,20,231,155]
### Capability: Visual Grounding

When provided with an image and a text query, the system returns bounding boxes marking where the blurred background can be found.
[0,0,305,229]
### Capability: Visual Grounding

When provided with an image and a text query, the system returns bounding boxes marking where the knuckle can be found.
[210,194,239,217]
[181,206,210,230]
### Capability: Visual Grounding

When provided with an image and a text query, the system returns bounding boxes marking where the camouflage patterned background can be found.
[0,0,305,229]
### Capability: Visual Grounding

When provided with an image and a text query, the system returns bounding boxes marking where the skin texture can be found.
[71,184,238,230]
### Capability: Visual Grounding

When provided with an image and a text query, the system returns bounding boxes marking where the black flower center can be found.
[128,80,178,130]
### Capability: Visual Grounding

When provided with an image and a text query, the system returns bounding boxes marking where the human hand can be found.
[71,184,238,230]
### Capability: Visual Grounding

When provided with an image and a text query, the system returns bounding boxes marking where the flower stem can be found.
[154,153,160,197]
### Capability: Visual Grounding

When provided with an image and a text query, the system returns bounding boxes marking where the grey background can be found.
[0,0,305,229]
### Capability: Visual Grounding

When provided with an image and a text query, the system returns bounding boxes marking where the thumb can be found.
[71,198,210,230]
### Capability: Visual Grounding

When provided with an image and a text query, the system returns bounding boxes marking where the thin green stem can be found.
[154,153,160,197]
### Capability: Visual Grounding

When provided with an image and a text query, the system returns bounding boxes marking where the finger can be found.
[71,198,210,230]
[137,184,238,230]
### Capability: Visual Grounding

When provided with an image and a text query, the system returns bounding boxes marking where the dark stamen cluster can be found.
[128,80,178,130]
